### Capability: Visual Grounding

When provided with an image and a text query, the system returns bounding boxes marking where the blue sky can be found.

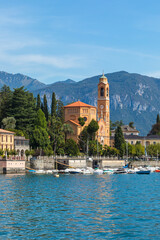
[1,0,160,83]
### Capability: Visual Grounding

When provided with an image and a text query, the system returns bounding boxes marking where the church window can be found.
[84,117,87,122]
[107,88,109,97]
[100,87,104,96]
[83,109,88,113]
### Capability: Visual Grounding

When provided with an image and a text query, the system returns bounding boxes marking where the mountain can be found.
[0,71,46,91]
[33,71,160,136]
[0,70,159,135]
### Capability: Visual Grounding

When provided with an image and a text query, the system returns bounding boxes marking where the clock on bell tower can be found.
[97,73,110,146]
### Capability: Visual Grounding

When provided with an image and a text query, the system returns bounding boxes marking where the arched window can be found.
[100,87,104,96]
[107,88,109,97]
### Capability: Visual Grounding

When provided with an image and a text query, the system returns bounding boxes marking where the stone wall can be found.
[130,161,160,168]
[0,159,25,174]
[69,159,86,168]
[102,160,125,168]
[30,156,55,170]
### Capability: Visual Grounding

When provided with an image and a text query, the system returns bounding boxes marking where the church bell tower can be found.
[97,74,110,146]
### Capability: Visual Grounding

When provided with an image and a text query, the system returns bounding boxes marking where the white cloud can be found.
[146,71,160,79]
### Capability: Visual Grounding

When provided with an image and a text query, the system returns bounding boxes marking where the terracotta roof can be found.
[64,101,96,108]
[67,120,81,126]
[0,129,15,134]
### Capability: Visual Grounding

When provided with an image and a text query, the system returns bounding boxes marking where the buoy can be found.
[55,174,59,178]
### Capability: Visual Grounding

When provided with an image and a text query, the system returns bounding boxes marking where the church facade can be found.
[64,74,110,146]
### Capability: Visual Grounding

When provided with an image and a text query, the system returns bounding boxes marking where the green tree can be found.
[0,85,13,123]
[30,127,50,149]
[102,145,119,157]
[43,145,54,157]
[36,94,41,111]
[56,99,64,123]
[2,117,16,129]
[78,126,88,153]
[88,140,102,156]
[129,122,134,128]
[147,143,160,157]
[149,123,160,135]
[110,120,124,130]
[78,117,85,126]
[43,94,48,121]
[35,109,47,129]
[51,92,57,117]
[135,143,145,157]
[25,150,30,160]
[65,139,79,156]
[48,117,65,155]
[114,126,125,157]
[12,87,36,131]
[62,123,74,142]
[157,114,160,124]
[0,149,4,156]
[87,119,99,140]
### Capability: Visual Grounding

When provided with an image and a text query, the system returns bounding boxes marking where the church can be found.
[64,74,110,146]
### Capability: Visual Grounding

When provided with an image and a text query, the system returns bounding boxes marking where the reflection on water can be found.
[0,174,160,239]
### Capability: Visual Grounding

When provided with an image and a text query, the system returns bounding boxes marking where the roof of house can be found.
[111,125,139,133]
[0,129,15,134]
[64,101,96,108]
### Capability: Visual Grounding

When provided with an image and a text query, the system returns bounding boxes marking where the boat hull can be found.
[136,170,150,174]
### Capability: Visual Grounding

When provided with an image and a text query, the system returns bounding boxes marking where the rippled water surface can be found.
[0,173,160,239]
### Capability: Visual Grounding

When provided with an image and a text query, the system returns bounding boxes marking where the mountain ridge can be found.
[0,70,159,135]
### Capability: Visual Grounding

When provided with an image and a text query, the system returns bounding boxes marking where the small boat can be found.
[28,169,36,173]
[94,169,103,175]
[155,169,160,173]
[114,168,126,174]
[127,169,135,174]
[65,168,82,174]
[136,168,150,174]
[103,169,114,174]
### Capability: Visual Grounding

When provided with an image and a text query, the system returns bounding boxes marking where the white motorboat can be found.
[94,169,103,175]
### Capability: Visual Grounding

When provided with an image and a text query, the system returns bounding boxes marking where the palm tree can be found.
[62,124,74,142]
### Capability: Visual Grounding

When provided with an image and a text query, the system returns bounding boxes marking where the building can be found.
[64,74,110,145]
[14,136,30,157]
[97,74,110,145]
[64,101,97,142]
[111,125,139,137]
[111,132,160,148]
[0,129,15,151]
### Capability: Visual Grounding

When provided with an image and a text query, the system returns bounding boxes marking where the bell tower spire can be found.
[97,73,110,146]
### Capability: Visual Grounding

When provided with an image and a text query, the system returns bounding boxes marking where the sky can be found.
[1,0,160,84]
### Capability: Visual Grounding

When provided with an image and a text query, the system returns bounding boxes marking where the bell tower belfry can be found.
[97,74,110,146]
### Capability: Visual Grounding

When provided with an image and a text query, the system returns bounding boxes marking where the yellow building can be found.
[64,74,110,145]
[64,101,97,142]
[0,129,15,150]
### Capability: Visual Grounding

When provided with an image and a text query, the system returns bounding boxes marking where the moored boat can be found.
[136,168,150,174]
[113,168,126,174]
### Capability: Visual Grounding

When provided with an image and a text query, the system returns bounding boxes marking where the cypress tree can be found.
[157,114,160,124]
[56,99,64,123]
[37,94,41,111]
[51,92,57,117]
[114,126,125,157]
[43,94,48,121]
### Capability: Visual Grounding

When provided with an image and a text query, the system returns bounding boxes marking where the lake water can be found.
[0,173,160,239]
